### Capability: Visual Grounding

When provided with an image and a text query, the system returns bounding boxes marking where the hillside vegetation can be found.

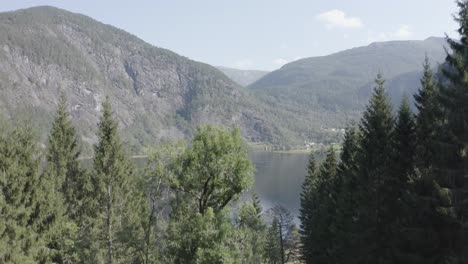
[249,37,447,142]
[0,6,290,153]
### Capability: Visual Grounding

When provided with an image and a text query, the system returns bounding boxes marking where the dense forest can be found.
[2,1,468,264]
[0,93,302,263]
[299,2,468,263]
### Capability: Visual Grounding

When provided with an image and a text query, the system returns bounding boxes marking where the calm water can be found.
[248,151,310,215]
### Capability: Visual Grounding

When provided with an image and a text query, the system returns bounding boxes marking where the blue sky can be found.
[0,0,458,70]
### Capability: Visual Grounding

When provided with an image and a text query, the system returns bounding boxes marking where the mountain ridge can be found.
[0,6,288,153]
[248,37,448,142]
[0,6,453,152]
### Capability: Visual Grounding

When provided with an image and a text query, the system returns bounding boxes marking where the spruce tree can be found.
[393,96,416,178]
[391,96,422,263]
[401,58,444,263]
[236,194,266,264]
[355,73,395,263]
[314,147,338,264]
[334,126,360,263]
[264,217,282,263]
[435,1,468,260]
[299,147,338,264]
[299,151,317,263]
[90,96,144,264]
[40,95,90,262]
[414,56,440,170]
[0,123,44,263]
[45,95,86,219]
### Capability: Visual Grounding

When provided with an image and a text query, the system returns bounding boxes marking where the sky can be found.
[0,0,459,71]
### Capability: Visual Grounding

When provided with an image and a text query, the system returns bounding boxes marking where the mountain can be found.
[216,66,268,86]
[249,37,448,140]
[0,6,289,153]
[0,6,453,152]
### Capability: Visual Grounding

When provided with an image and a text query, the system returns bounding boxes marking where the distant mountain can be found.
[250,37,448,139]
[216,66,268,86]
[0,6,454,151]
[0,6,290,153]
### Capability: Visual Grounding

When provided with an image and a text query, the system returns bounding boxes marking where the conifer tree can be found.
[435,1,468,260]
[333,126,360,263]
[264,217,282,263]
[90,96,144,264]
[393,96,416,178]
[299,151,317,263]
[313,147,338,263]
[0,123,44,263]
[236,194,266,264]
[299,147,338,264]
[401,58,444,263]
[40,95,90,262]
[414,56,440,170]
[45,95,86,219]
[390,96,423,263]
[355,73,395,263]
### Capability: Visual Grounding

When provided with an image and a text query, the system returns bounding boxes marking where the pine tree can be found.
[45,95,87,219]
[314,147,338,263]
[391,96,424,263]
[264,217,282,264]
[0,123,44,263]
[400,57,444,263]
[299,151,317,263]
[414,56,440,170]
[355,73,395,263]
[40,95,89,263]
[393,96,416,178]
[90,96,144,264]
[299,148,338,264]
[236,194,266,264]
[434,1,468,260]
[334,126,360,263]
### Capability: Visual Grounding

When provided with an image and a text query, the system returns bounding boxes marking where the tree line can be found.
[0,93,302,263]
[299,2,468,263]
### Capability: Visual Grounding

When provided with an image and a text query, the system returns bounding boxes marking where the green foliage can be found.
[172,126,254,214]
[264,217,282,263]
[265,205,300,264]
[434,1,468,260]
[250,37,447,146]
[0,123,44,263]
[87,97,146,263]
[235,194,267,263]
[164,126,255,263]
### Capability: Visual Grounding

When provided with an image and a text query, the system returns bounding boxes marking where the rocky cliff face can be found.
[0,6,280,153]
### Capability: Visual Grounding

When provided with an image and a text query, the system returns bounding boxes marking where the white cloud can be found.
[316,9,364,29]
[394,25,413,39]
[232,59,254,69]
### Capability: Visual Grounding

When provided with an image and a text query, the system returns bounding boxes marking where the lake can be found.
[248,151,310,216]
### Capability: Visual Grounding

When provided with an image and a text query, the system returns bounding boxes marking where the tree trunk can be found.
[107,185,113,264]
[279,221,285,264]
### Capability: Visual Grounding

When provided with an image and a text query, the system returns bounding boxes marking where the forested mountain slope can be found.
[0,6,288,153]
[250,37,448,141]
